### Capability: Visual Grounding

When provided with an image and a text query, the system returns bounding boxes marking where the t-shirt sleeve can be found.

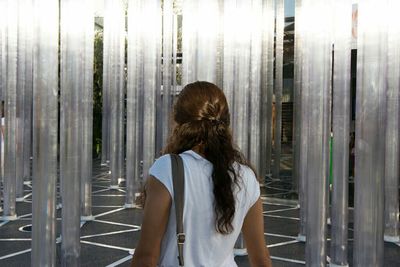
[148,154,174,198]
[245,167,261,209]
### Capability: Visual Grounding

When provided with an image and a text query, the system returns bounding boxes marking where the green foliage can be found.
[93,30,103,157]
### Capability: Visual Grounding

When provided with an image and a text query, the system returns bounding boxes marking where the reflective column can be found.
[16,7,26,201]
[265,0,275,178]
[60,0,93,264]
[101,1,112,166]
[104,0,125,188]
[354,0,387,266]
[302,0,332,266]
[141,0,161,179]
[330,0,352,266]
[16,0,34,201]
[126,0,143,207]
[81,0,95,221]
[248,0,263,175]
[2,0,18,221]
[295,0,307,241]
[0,0,5,103]
[21,1,33,187]
[0,1,5,210]
[383,0,400,244]
[273,0,284,179]
[259,0,275,181]
[160,0,174,149]
[31,0,59,264]
[292,0,302,192]
[182,0,220,84]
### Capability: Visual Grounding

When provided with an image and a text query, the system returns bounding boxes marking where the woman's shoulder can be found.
[233,162,258,186]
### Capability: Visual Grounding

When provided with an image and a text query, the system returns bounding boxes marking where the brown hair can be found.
[163,81,252,234]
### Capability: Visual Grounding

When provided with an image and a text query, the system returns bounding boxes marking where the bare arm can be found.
[131,176,172,267]
[242,198,273,267]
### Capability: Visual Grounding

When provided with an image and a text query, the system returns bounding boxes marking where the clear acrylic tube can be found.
[273,0,284,179]
[126,0,143,206]
[264,0,275,177]
[295,0,308,240]
[31,0,59,264]
[182,0,219,84]
[353,0,387,266]
[259,0,275,181]
[384,0,400,244]
[60,0,87,264]
[248,0,263,175]
[141,0,161,179]
[222,0,236,116]
[161,0,174,149]
[0,1,5,203]
[3,0,18,220]
[81,0,94,220]
[21,1,33,185]
[101,1,111,165]
[16,0,33,201]
[301,0,332,265]
[0,0,5,103]
[104,0,125,187]
[330,0,352,265]
[292,0,302,194]
[16,5,26,200]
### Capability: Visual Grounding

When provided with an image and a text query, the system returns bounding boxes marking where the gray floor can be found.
[0,161,399,267]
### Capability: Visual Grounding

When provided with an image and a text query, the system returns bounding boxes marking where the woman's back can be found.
[149,150,260,267]
[131,81,271,267]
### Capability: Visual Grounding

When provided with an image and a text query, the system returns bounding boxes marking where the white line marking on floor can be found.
[0,248,31,260]
[92,205,124,208]
[267,239,300,248]
[0,221,10,227]
[264,233,298,240]
[93,194,125,197]
[264,214,300,221]
[0,241,31,243]
[263,206,299,214]
[270,256,306,265]
[92,188,111,194]
[80,240,132,252]
[105,254,133,267]
[94,208,126,219]
[81,229,139,239]
[19,213,32,218]
[94,219,140,229]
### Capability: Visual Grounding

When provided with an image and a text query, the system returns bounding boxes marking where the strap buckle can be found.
[177,233,186,244]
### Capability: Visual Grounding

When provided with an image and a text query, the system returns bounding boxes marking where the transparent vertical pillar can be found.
[301,1,332,266]
[273,0,284,179]
[31,0,59,265]
[259,0,274,182]
[2,0,18,221]
[141,0,162,179]
[294,0,307,241]
[104,0,125,188]
[126,0,143,207]
[60,0,93,264]
[330,0,352,266]
[81,0,94,221]
[182,0,219,85]
[383,0,400,244]
[353,0,387,266]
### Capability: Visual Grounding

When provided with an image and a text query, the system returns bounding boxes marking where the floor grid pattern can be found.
[1,162,399,266]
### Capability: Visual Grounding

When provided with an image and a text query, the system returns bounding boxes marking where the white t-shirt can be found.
[149,150,260,267]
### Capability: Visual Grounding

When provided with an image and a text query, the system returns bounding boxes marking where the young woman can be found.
[131,81,272,267]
